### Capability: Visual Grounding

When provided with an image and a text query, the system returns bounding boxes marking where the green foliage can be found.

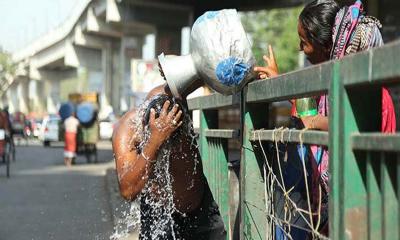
[241,6,303,73]
[0,50,16,76]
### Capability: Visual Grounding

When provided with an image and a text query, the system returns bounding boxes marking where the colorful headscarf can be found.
[330,0,384,59]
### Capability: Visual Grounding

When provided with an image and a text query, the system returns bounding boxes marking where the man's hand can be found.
[149,100,183,146]
[254,45,279,79]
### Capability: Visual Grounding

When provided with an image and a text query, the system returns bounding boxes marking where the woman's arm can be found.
[112,100,182,201]
[301,114,329,131]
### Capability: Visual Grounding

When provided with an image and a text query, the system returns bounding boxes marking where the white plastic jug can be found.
[158,9,256,97]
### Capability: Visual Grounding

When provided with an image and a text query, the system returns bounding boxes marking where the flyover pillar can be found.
[16,78,30,114]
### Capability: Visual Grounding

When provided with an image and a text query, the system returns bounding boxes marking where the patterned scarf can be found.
[311,1,391,234]
[330,0,383,60]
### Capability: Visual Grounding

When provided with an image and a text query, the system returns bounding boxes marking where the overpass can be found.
[1,0,309,117]
[1,0,390,117]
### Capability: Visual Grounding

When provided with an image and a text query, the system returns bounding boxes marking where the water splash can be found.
[111,95,200,240]
[110,201,141,240]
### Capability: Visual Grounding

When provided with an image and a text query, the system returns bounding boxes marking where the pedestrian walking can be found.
[64,113,79,166]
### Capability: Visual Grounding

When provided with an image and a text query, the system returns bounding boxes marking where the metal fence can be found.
[188,40,400,239]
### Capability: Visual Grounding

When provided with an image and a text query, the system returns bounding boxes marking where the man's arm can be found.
[112,100,182,201]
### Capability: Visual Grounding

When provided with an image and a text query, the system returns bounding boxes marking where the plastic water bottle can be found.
[295,97,318,162]
[295,97,318,117]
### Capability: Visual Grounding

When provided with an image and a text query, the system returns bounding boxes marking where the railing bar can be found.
[214,139,217,203]
[249,129,329,146]
[380,152,400,239]
[209,138,214,197]
[398,153,400,240]
[205,129,240,139]
[207,138,211,194]
[352,133,400,152]
[342,40,400,87]
[246,62,331,103]
[366,152,382,240]
[381,152,386,240]
[217,139,220,205]
[366,152,372,240]
[212,139,216,200]
[187,93,240,110]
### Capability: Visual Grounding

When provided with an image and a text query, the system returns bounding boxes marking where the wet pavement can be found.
[0,140,115,240]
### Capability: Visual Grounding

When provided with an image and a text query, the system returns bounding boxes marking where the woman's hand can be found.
[149,100,183,146]
[300,115,317,129]
[300,115,329,131]
[254,45,279,79]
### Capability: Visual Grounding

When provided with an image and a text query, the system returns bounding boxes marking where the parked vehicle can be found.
[32,119,42,138]
[39,116,61,146]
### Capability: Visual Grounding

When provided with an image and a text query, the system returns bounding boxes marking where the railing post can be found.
[240,88,269,240]
[330,56,381,239]
[199,109,230,237]
[199,109,218,185]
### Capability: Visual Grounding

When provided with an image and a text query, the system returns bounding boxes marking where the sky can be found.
[0,0,80,53]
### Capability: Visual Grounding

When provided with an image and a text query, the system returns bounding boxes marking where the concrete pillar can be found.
[100,41,114,117]
[39,69,76,114]
[45,78,60,114]
[17,79,29,114]
[29,79,46,116]
[111,41,121,115]
[7,84,18,113]
[119,36,143,113]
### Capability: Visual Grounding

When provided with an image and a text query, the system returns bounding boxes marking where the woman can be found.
[255,0,396,237]
[256,0,396,132]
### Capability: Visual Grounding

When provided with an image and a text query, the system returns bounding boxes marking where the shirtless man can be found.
[113,84,226,239]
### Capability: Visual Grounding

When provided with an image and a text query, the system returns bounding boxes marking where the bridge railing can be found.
[188,93,241,238]
[188,39,400,240]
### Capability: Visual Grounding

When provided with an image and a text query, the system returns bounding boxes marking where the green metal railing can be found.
[188,40,400,239]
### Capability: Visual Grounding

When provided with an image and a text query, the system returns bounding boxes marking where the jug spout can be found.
[158,53,200,98]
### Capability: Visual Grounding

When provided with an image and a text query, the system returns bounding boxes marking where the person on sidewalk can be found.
[113,84,227,240]
[64,113,79,166]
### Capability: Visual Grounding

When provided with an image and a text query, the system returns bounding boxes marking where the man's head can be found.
[143,94,188,138]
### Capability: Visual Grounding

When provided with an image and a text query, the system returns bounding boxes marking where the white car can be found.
[32,119,42,138]
[39,116,60,146]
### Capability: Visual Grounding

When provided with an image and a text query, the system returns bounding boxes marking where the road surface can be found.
[0,141,115,240]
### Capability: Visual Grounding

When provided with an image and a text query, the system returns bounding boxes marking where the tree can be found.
[0,49,16,77]
[241,6,303,74]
